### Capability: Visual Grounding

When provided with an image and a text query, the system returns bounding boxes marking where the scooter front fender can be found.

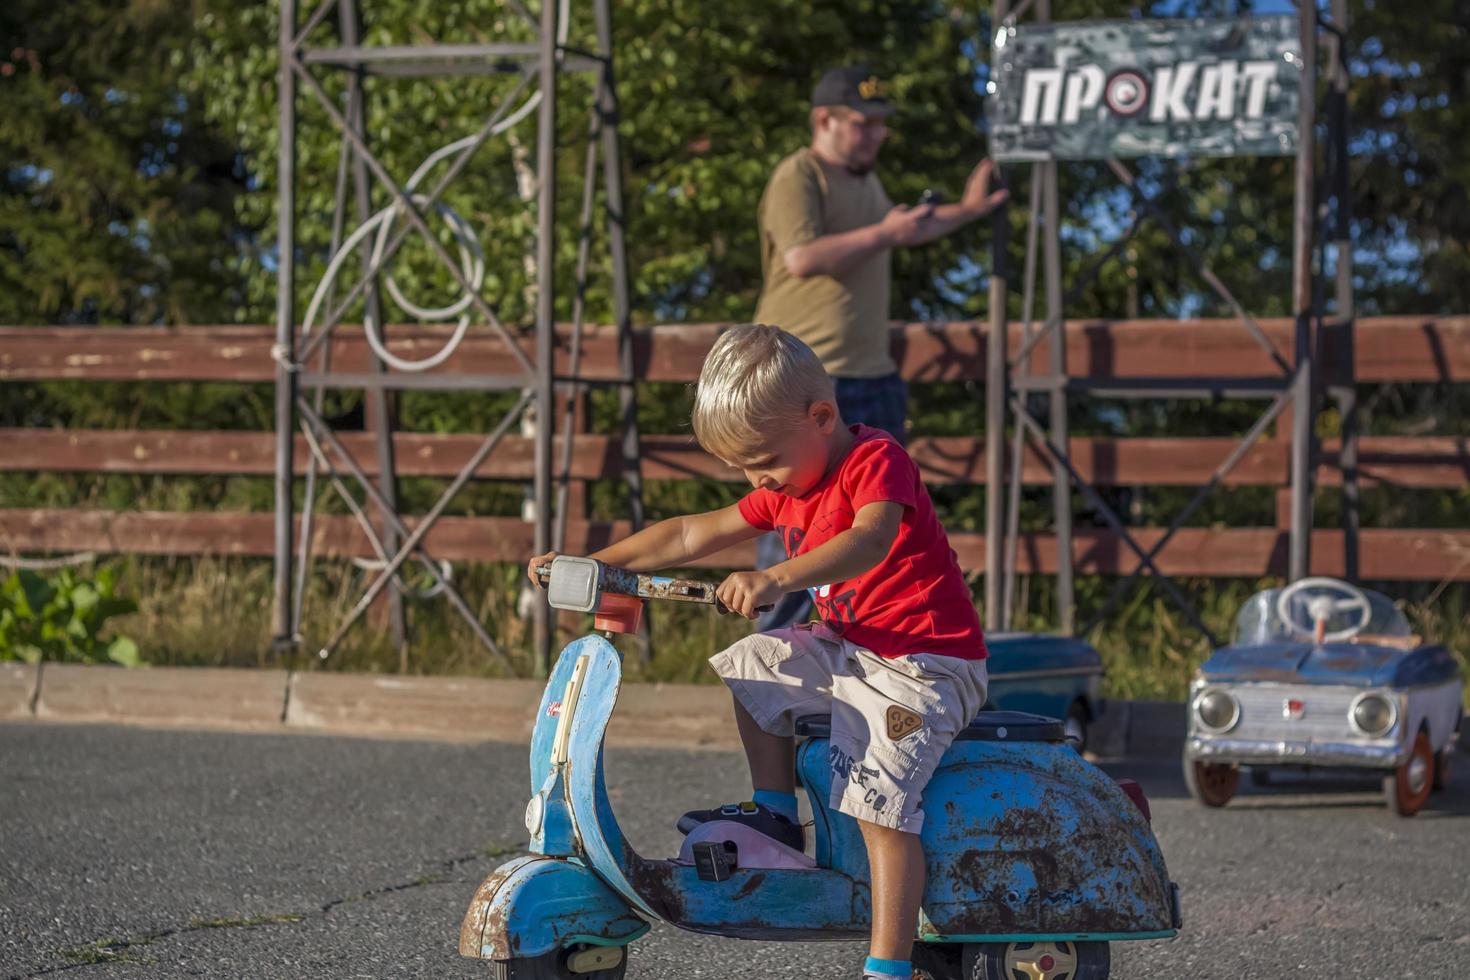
[460,855,650,961]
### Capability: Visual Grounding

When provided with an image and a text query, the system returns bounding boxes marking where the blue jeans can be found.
[756,373,909,631]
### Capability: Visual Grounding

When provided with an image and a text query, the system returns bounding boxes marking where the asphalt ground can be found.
[2,721,1467,980]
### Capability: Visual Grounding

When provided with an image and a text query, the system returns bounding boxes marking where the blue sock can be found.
[863,955,911,978]
[752,789,798,823]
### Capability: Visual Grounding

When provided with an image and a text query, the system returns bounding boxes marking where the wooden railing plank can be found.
[2,508,1466,580]
[3,429,1464,488]
[2,317,1465,383]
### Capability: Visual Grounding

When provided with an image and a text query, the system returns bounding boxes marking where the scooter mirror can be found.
[547,555,602,612]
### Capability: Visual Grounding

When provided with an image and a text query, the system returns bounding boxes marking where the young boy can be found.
[529,324,987,980]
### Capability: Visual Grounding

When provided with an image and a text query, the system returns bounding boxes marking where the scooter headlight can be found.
[1194,688,1240,733]
[1350,693,1396,737]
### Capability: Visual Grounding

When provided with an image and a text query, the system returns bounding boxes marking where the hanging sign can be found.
[987,16,1302,161]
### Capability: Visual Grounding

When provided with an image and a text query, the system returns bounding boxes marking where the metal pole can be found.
[272,0,299,650]
[1003,175,1044,632]
[983,0,1011,633]
[1038,0,1072,634]
[1043,168,1073,633]
[594,0,652,663]
[1329,0,1358,581]
[594,0,645,538]
[1288,2,1319,583]
[340,0,407,657]
[532,0,559,674]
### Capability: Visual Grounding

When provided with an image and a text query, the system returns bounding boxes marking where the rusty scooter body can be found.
[460,557,1181,980]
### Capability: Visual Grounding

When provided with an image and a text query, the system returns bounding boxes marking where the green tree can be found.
[0,0,249,325]
[181,0,1012,330]
[1345,0,1470,315]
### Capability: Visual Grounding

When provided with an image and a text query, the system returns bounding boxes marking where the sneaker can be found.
[676,801,805,852]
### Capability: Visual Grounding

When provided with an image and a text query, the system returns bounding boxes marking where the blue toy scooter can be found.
[461,557,1181,980]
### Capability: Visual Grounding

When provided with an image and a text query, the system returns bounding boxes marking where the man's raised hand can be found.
[960,159,1009,218]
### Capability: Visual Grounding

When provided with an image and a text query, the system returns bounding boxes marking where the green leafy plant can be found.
[0,566,141,666]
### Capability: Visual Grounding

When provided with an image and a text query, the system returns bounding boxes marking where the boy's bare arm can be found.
[527,504,759,583]
[717,501,903,618]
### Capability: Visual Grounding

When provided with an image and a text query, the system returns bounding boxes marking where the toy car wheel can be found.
[1432,746,1451,792]
[1383,731,1435,817]
[1182,758,1239,807]
[492,944,627,980]
[964,939,1110,979]
[1064,702,1089,755]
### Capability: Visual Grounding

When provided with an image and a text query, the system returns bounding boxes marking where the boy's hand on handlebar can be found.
[717,570,784,619]
[527,551,559,587]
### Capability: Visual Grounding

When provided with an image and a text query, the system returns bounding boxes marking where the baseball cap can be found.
[811,65,894,117]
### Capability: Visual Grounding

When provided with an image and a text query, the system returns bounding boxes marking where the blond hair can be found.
[691,324,835,459]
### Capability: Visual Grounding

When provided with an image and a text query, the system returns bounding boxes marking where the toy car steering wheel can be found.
[1275,577,1372,644]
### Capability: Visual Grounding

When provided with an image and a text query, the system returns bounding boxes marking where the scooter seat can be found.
[793,709,1066,742]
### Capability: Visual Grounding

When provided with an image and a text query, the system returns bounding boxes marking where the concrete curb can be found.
[2,663,748,751]
[284,672,545,743]
[34,664,290,732]
[1,662,38,719]
[4,663,1463,758]
[1088,700,1188,761]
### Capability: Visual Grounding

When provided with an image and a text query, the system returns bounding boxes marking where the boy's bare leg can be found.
[733,696,795,793]
[858,819,925,963]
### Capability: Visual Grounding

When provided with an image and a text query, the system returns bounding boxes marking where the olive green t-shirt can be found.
[753,148,895,378]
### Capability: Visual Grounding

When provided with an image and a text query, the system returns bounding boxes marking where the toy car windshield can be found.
[1231,585,1412,647]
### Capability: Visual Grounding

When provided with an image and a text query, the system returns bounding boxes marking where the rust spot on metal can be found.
[1228,666,1302,683]
[735,872,767,900]
[624,847,687,922]
[460,870,503,957]
[593,564,721,606]
[937,779,1170,935]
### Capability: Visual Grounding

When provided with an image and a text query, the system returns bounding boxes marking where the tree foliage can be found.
[0,0,249,325]
[6,0,1466,328]
[177,0,1005,329]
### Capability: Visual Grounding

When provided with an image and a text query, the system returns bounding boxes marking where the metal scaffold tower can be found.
[271,0,643,673]
[984,0,1358,643]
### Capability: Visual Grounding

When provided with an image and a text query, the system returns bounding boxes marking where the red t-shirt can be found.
[737,425,987,661]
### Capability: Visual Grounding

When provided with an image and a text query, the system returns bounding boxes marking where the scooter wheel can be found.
[964,940,1110,979]
[491,944,627,980]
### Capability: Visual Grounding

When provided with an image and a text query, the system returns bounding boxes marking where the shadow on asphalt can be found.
[1097,755,1470,818]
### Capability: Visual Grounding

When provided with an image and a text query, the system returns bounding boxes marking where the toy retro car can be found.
[1183,577,1464,816]
[983,633,1105,754]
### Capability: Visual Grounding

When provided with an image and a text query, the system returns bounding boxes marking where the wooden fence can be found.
[1,317,1467,581]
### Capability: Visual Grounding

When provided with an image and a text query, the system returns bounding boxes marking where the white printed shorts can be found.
[708,623,988,834]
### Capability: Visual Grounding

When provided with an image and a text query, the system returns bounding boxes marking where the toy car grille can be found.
[1233,683,1367,740]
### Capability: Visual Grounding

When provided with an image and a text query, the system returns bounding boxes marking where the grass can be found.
[85,555,1470,706]
[188,913,305,929]
[56,911,305,967]
[59,936,158,965]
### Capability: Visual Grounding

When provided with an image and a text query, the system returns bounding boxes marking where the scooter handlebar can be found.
[537,556,771,616]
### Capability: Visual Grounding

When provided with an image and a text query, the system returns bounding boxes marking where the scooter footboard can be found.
[460,855,650,961]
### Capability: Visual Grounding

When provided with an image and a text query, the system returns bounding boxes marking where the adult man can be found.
[753,64,1008,629]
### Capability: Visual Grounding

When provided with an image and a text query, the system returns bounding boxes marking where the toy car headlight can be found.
[1350,693,1397,737]
[1194,688,1240,733]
